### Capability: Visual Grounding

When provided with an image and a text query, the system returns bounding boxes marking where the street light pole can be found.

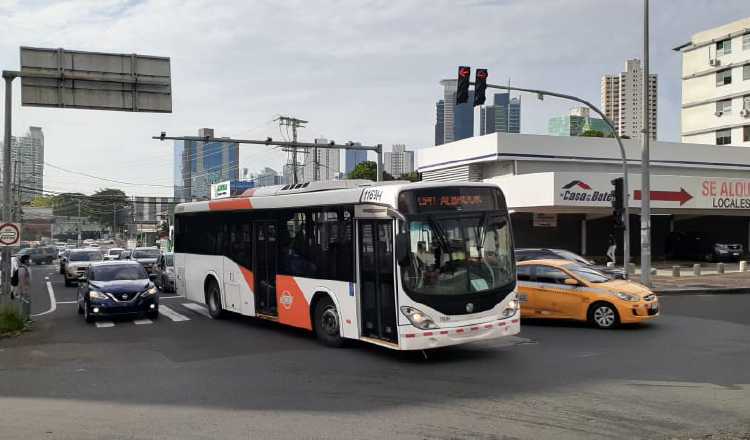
[640,0,652,286]
[481,81,631,277]
[2,71,16,301]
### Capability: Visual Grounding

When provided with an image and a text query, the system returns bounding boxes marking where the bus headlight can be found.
[400,306,438,330]
[502,299,519,318]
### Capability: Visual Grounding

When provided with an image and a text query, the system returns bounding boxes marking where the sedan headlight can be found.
[142,286,158,296]
[89,290,108,300]
[614,291,640,302]
[400,306,438,330]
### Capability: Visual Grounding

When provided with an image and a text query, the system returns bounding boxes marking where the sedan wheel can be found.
[591,303,618,329]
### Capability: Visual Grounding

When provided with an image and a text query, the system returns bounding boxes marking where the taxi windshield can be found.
[566,264,611,283]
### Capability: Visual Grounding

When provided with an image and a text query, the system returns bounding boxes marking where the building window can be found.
[744,64,750,81]
[716,69,732,86]
[717,38,732,55]
[744,33,750,50]
[716,129,732,145]
[716,99,732,115]
[745,126,750,142]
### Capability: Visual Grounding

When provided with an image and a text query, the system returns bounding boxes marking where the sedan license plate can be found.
[649,303,658,311]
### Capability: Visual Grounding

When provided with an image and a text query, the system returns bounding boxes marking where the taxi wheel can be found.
[589,302,619,329]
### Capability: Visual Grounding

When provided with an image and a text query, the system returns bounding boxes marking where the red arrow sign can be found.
[633,188,693,206]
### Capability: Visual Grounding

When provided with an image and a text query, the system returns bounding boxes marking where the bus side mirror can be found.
[396,232,410,266]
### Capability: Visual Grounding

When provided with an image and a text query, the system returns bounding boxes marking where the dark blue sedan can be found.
[77,261,159,323]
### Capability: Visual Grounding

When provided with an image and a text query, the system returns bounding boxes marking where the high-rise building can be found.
[0,127,44,203]
[344,144,366,175]
[173,128,239,200]
[384,144,414,178]
[439,79,474,143]
[601,59,657,140]
[548,107,614,137]
[249,167,286,187]
[434,100,445,145]
[479,93,521,135]
[674,16,750,146]
[303,138,341,181]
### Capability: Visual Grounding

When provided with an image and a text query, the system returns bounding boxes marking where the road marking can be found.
[133,319,152,325]
[159,305,190,322]
[182,302,211,318]
[95,321,114,328]
[56,301,76,304]
[159,295,184,300]
[31,281,57,317]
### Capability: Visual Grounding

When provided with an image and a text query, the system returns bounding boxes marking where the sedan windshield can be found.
[69,251,103,262]
[402,214,514,295]
[92,264,148,281]
[566,264,611,283]
[553,249,593,265]
[133,249,160,258]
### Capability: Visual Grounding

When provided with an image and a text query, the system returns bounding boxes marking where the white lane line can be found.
[95,321,115,328]
[181,302,211,318]
[159,295,184,300]
[159,305,190,322]
[56,301,76,304]
[31,281,57,317]
[133,319,153,325]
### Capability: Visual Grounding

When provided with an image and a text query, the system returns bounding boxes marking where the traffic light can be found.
[456,66,471,104]
[611,177,624,228]
[473,68,488,106]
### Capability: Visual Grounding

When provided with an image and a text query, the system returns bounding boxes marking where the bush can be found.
[0,306,27,335]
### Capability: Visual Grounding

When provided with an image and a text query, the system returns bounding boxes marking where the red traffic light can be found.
[477,70,488,80]
[458,66,470,78]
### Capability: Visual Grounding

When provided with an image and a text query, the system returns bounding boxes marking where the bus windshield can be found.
[401,214,514,296]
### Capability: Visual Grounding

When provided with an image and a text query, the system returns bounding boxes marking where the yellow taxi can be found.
[516,259,659,328]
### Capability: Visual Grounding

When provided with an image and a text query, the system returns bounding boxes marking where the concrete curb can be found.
[654,287,750,296]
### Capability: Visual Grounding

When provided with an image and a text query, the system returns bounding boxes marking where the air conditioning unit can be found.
[715,110,724,117]
[709,58,721,66]
[741,108,750,118]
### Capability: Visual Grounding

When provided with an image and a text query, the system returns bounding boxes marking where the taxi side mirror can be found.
[564,278,580,286]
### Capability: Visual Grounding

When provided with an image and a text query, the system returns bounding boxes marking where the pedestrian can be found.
[15,254,32,302]
[606,234,617,264]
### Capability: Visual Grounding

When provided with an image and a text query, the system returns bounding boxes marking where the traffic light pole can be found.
[2,71,16,302]
[478,81,631,278]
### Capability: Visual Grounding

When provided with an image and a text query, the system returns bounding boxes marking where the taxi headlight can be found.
[400,306,438,330]
[614,291,640,302]
[89,290,108,300]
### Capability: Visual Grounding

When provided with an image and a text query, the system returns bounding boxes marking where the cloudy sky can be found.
[0,0,748,197]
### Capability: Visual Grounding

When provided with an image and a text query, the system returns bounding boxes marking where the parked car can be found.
[76,261,159,323]
[117,249,132,260]
[516,259,659,329]
[667,231,744,262]
[104,247,125,261]
[130,247,161,274]
[515,248,626,279]
[64,249,104,287]
[30,246,58,265]
[153,253,176,293]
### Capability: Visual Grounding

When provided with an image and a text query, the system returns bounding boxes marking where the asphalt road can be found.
[0,263,748,440]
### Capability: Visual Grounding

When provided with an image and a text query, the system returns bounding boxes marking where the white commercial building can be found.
[418,133,750,259]
[675,16,750,147]
[601,59,658,140]
[384,144,415,178]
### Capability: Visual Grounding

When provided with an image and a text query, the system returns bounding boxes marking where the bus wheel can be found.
[314,297,344,348]
[206,280,224,319]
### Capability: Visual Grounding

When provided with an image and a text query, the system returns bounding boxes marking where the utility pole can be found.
[2,71,16,301]
[113,205,117,240]
[275,116,307,184]
[77,199,82,247]
[640,0,652,286]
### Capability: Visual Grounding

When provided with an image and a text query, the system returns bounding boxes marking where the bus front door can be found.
[254,222,278,316]
[358,220,398,343]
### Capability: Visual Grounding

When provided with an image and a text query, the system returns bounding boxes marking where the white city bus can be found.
[173,180,519,350]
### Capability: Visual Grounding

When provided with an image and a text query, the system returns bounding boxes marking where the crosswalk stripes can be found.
[181,302,212,319]
[133,319,153,325]
[95,321,115,328]
[159,305,191,322]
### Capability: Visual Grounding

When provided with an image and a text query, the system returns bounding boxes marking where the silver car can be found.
[130,247,161,274]
[64,249,104,287]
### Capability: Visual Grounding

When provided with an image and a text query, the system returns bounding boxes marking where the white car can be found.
[64,249,104,287]
[104,248,125,261]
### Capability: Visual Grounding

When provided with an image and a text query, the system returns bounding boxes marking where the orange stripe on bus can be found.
[275,275,313,330]
[239,266,255,293]
[208,198,253,211]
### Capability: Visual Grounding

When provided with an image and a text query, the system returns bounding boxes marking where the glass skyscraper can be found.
[479,93,521,135]
[173,128,239,200]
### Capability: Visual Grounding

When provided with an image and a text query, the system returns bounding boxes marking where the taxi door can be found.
[515,265,538,316]
[530,265,582,319]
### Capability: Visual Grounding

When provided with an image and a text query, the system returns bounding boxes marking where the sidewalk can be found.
[649,271,750,295]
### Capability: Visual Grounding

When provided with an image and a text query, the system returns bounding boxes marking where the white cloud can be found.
[0,0,748,196]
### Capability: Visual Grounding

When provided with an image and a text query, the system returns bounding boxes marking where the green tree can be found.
[87,188,130,228]
[29,195,54,208]
[399,171,421,182]
[581,129,606,138]
[52,193,88,217]
[347,161,393,181]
